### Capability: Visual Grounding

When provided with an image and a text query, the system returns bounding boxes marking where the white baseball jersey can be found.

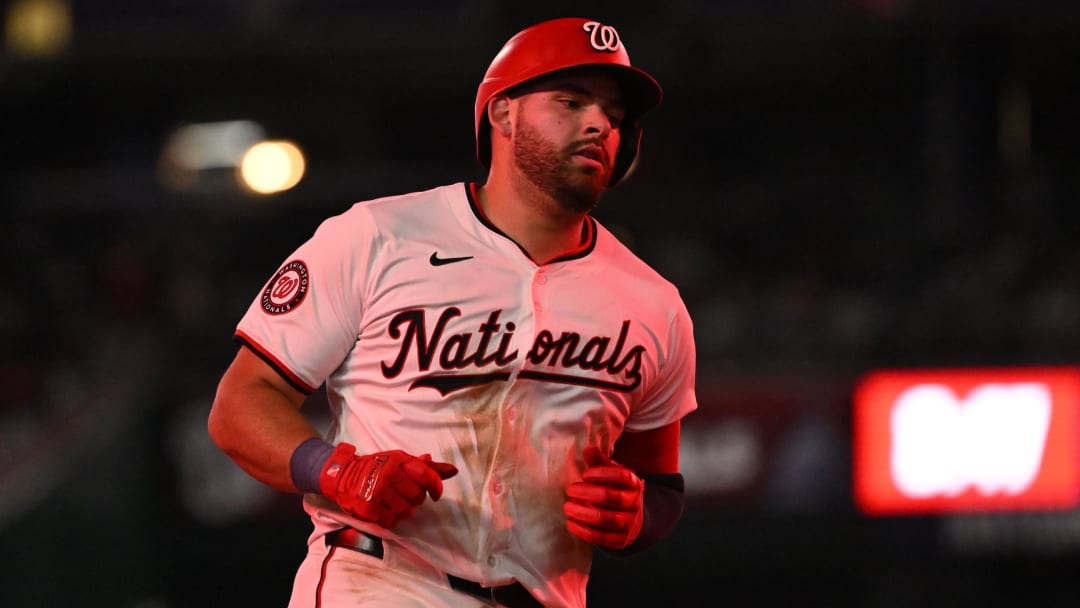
[235,182,698,607]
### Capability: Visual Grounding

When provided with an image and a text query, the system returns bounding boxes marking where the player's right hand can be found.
[319,443,458,529]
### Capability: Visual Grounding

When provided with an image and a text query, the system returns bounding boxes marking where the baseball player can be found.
[208,16,697,608]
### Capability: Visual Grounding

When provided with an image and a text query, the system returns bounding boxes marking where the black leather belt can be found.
[325,528,543,608]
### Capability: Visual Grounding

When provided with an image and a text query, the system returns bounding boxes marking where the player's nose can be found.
[582,103,616,135]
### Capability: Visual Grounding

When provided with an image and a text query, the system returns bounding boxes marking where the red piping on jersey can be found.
[233,330,318,394]
[464,182,597,264]
[315,545,337,608]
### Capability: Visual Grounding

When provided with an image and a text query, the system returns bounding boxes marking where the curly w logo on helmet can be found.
[583,21,622,52]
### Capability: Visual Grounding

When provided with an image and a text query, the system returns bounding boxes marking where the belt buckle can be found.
[326,528,384,559]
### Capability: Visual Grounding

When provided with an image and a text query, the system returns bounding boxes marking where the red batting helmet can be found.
[474,17,663,186]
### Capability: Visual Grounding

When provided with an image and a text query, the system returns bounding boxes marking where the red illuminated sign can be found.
[854,367,1080,516]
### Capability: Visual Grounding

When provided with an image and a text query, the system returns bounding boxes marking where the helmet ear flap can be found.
[609,120,642,187]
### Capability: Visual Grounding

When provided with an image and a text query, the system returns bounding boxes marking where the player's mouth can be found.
[571,144,607,169]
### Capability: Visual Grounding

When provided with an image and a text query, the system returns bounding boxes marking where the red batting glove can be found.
[319,443,458,529]
[564,446,645,550]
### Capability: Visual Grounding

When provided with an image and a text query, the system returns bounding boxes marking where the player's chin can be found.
[567,163,610,190]
[571,154,610,177]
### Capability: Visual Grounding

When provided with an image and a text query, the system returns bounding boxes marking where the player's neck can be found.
[475,178,589,265]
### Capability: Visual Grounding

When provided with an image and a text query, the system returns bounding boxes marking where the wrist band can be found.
[604,472,685,556]
[290,437,336,493]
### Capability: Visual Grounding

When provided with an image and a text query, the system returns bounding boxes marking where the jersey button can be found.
[487,555,497,567]
[492,480,504,495]
[506,407,516,420]
[536,275,547,284]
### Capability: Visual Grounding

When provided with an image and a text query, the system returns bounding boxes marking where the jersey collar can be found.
[465,182,597,265]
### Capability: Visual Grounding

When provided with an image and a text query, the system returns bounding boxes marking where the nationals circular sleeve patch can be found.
[261,259,309,315]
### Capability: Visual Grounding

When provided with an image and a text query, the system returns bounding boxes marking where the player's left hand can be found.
[563,446,645,550]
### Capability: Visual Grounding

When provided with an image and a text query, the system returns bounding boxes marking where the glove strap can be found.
[317,442,359,499]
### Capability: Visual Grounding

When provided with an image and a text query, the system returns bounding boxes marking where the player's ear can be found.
[488,95,512,137]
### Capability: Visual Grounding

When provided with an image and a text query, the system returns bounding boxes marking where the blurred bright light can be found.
[158,120,267,192]
[164,120,266,171]
[158,120,307,195]
[4,0,72,58]
[238,141,306,194]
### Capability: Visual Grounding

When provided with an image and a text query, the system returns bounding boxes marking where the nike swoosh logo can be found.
[429,252,474,266]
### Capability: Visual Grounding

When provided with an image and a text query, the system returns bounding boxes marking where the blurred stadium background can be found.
[2,1,1079,606]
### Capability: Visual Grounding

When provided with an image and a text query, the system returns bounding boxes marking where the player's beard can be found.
[513,119,607,214]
